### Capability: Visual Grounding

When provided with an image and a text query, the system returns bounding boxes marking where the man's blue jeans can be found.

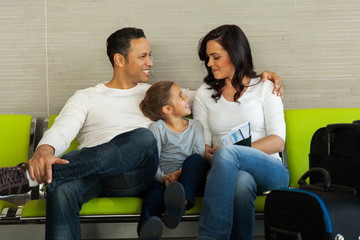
[199,145,289,240]
[45,128,158,240]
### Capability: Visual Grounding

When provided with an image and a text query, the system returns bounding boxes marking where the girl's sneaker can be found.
[163,181,185,229]
[139,216,163,240]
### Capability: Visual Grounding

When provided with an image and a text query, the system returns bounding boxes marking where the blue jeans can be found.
[137,154,207,234]
[45,128,158,240]
[199,145,289,240]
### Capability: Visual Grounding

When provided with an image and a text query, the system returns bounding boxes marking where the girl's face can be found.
[168,84,191,117]
[206,40,235,82]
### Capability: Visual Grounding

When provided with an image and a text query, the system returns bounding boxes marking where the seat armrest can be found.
[28,117,37,159]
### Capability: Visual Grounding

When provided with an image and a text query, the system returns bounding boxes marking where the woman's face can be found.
[206,40,235,82]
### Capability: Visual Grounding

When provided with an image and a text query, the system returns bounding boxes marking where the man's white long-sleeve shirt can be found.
[38,82,152,157]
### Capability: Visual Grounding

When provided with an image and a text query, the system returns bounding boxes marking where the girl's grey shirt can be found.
[150,119,205,183]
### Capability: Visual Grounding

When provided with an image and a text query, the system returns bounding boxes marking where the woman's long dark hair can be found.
[198,25,258,102]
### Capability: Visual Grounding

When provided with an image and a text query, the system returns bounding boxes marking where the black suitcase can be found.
[264,168,360,240]
[309,121,360,196]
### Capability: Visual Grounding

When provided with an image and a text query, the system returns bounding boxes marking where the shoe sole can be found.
[139,216,163,240]
[163,181,185,229]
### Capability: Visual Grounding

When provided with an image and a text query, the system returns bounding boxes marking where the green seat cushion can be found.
[184,197,202,215]
[80,197,143,215]
[0,200,18,212]
[21,199,46,218]
[254,195,266,212]
[21,197,204,217]
[21,198,143,218]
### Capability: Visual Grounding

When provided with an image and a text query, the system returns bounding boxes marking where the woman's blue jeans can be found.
[137,153,207,234]
[45,128,158,240]
[199,145,289,240]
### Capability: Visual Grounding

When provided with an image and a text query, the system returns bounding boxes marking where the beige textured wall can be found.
[1,0,360,117]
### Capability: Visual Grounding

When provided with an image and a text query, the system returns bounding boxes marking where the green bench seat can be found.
[21,197,204,219]
[20,114,265,221]
[20,108,360,222]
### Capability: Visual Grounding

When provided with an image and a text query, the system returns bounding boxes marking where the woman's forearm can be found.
[251,135,285,154]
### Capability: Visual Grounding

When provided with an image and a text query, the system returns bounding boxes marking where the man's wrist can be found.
[36,144,55,156]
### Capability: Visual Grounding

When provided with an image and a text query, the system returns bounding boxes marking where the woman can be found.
[193,24,290,240]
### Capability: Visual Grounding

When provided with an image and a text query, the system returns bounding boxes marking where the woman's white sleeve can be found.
[262,81,286,141]
[193,88,212,146]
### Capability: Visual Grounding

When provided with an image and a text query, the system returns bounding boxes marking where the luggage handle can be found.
[326,123,360,155]
[326,123,360,133]
[298,167,358,194]
[269,227,302,240]
[298,167,331,191]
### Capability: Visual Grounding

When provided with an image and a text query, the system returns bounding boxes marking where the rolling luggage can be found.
[264,168,360,240]
[309,121,360,196]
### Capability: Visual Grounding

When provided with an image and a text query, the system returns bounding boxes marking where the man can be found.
[0,27,283,240]
[2,28,161,240]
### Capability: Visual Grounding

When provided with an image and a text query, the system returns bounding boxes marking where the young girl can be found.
[137,80,207,239]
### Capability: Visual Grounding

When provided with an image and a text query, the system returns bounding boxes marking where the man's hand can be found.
[259,71,283,98]
[27,145,69,184]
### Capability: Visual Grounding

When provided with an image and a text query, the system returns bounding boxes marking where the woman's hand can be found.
[259,71,283,98]
[162,169,182,187]
[204,144,219,164]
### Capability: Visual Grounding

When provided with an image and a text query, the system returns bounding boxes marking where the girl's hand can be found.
[204,144,219,164]
[162,169,182,187]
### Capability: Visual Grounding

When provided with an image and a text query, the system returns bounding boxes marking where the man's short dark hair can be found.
[106,27,146,67]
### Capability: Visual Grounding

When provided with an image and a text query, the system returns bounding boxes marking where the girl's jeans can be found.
[137,153,207,234]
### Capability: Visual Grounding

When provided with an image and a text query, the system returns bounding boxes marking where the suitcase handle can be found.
[298,167,331,191]
[326,123,360,133]
[269,227,302,240]
[298,168,357,194]
[326,123,360,155]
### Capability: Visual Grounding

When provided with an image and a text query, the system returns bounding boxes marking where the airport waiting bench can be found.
[19,114,265,222]
[1,108,360,239]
